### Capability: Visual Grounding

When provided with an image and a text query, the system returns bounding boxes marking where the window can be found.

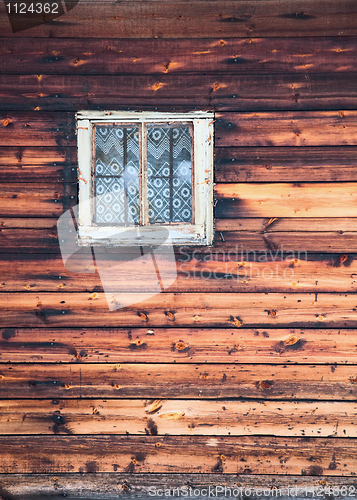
[76,111,214,246]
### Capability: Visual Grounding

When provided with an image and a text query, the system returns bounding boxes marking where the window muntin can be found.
[77,111,214,246]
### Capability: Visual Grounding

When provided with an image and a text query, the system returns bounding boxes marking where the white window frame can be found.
[76,111,214,246]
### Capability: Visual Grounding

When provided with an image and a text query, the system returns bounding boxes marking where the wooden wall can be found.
[1,0,357,497]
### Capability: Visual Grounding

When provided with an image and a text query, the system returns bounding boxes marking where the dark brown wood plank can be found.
[2,178,356,220]
[214,147,357,182]
[213,231,357,253]
[215,183,357,217]
[1,73,357,111]
[0,112,75,146]
[0,292,356,328]
[2,327,357,364]
[1,37,357,75]
[0,228,60,253]
[0,228,356,253]
[3,363,357,400]
[1,474,356,499]
[1,252,357,293]
[215,218,357,231]
[2,111,355,148]
[216,111,357,147]
[0,147,76,182]
[0,435,356,475]
[0,183,75,216]
[2,399,357,437]
[1,0,357,38]
[4,145,357,184]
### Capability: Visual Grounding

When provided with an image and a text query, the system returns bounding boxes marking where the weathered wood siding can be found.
[1,0,357,497]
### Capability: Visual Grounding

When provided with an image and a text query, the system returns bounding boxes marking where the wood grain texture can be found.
[0,218,58,229]
[3,363,357,400]
[215,183,357,217]
[214,147,357,182]
[0,183,75,216]
[0,112,74,146]
[1,37,357,75]
[3,146,357,184]
[0,228,356,253]
[2,327,357,364]
[1,73,357,111]
[0,228,60,253]
[0,292,357,328]
[2,182,357,218]
[2,112,355,148]
[0,435,356,475]
[2,399,357,437]
[212,232,357,253]
[1,252,357,293]
[215,218,357,231]
[216,111,357,147]
[1,474,356,500]
[1,0,357,38]
[0,147,76,182]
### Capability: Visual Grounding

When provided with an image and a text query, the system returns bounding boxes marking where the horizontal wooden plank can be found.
[213,231,357,252]
[2,37,357,75]
[3,363,357,400]
[1,73,357,111]
[216,111,357,147]
[0,292,356,328]
[4,146,357,184]
[1,474,357,500]
[0,228,356,253]
[3,327,357,364]
[0,112,74,146]
[2,399,357,437]
[1,252,357,294]
[0,228,60,253]
[215,218,357,232]
[0,146,76,182]
[1,111,355,148]
[1,0,357,38]
[1,435,357,475]
[214,147,357,182]
[0,218,58,229]
[215,183,357,217]
[0,183,75,216]
[2,182,357,220]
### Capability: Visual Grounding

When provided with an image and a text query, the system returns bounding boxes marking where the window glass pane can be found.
[94,125,140,225]
[147,124,192,224]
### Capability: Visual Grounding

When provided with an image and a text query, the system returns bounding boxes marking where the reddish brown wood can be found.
[1,435,356,475]
[0,292,355,328]
[0,147,76,182]
[1,37,357,75]
[216,111,357,147]
[2,327,357,364]
[2,363,357,399]
[0,73,357,111]
[1,0,357,38]
[0,252,357,293]
[0,112,74,146]
[214,147,357,182]
[2,399,357,437]
[0,474,356,498]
